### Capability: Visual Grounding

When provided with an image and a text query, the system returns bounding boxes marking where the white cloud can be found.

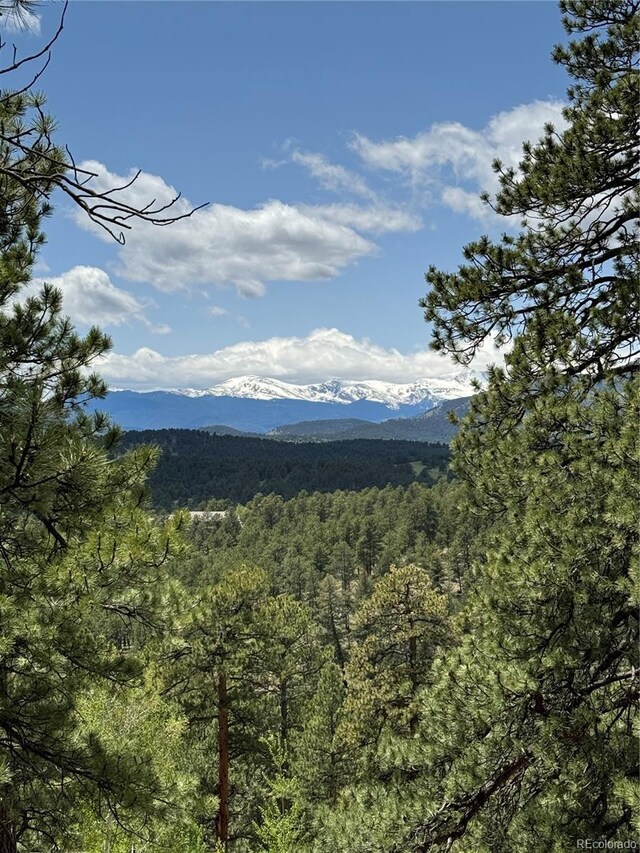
[440,187,492,222]
[96,327,505,391]
[267,150,421,233]
[30,266,170,334]
[300,203,422,235]
[291,149,377,199]
[68,101,569,304]
[1,6,41,34]
[209,306,229,317]
[350,100,568,219]
[73,162,394,297]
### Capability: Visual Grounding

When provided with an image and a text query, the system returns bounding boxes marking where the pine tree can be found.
[423,0,638,397]
[315,575,352,668]
[342,564,450,757]
[171,569,330,851]
[253,752,304,853]
[311,3,638,849]
[292,662,349,806]
[0,17,193,850]
[0,252,187,846]
[404,384,639,851]
[251,596,328,754]
[397,1,640,849]
[170,566,269,849]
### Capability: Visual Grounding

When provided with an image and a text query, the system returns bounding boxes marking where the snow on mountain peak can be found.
[173,373,475,407]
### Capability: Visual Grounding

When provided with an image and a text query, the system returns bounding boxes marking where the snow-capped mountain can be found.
[175,372,475,408]
[93,372,477,433]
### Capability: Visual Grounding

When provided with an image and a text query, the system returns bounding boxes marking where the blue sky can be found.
[7,1,569,389]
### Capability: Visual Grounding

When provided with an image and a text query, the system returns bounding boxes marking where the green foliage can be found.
[292,662,350,805]
[2,3,636,850]
[184,483,456,600]
[70,675,199,851]
[0,40,187,850]
[118,430,451,508]
[168,566,333,850]
[254,744,305,853]
[343,564,450,750]
[255,797,304,853]
[169,487,464,851]
[423,0,638,391]
[300,4,639,850]
[380,383,638,853]
[397,2,640,849]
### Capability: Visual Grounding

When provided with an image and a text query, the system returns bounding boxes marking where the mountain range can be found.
[174,374,473,405]
[94,373,476,433]
[263,396,472,443]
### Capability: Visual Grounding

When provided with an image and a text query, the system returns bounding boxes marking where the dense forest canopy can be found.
[0,1,637,851]
[118,430,451,507]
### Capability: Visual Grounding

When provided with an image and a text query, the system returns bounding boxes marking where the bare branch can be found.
[0,1,66,76]
[0,0,207,241]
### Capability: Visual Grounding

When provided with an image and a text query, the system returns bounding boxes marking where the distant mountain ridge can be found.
[94,374,476,432]
[265,396,472,443]
[174,372,474,406]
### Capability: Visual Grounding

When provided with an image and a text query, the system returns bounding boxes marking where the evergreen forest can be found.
[0,1,637,851]
[117,430,451,507]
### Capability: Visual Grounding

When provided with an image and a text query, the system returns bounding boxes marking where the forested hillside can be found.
[265,396,471,443]
[155,481,485,850]
[118,429,451,507]
[0,2,637,852]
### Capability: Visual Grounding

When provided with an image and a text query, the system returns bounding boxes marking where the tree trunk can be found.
[279,677,289,751]
[326,595,345,668]
[278,678,291,816]
[216,668,229,848]
[0,804,16,853]
[408,631,419,734]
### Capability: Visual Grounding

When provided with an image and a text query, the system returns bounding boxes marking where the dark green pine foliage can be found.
[292,662,350,807]
[168,485,478,850]
[404,384,639,852]
[0,61,186,853]
[251,595,328,754]
[423,1,638,395]
[169,567,330,852]
[180,484,448,606]
[342,565,450,755]
[399,1,639,849]
[308,2,638,850]
[168,566,270,849]
[119,429,451,509]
